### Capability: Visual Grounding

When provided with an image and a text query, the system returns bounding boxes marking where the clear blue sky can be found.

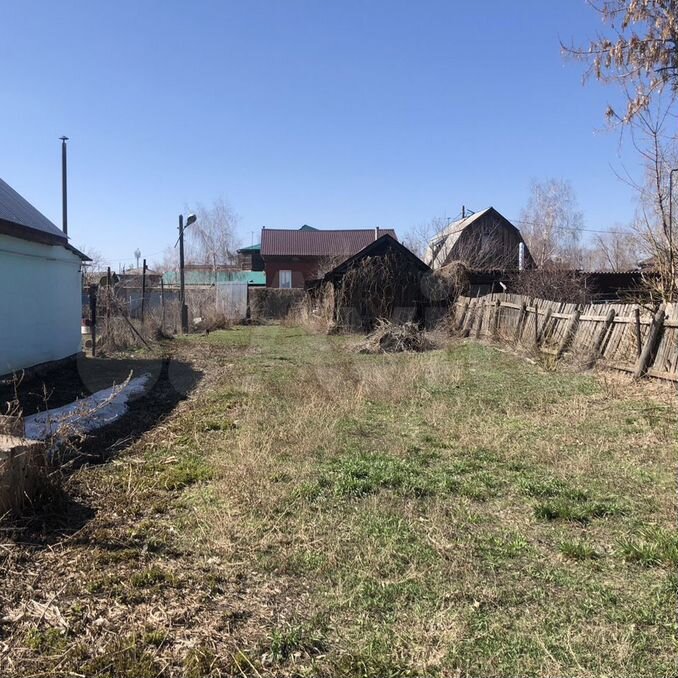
[2,0,638,269]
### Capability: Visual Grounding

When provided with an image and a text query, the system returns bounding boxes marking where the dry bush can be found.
[250,288,305,320]
[427,261,470,299]
[511,268,590,303]
[194,310,232,333]
[357,320,434,354]
[286,285,336,333]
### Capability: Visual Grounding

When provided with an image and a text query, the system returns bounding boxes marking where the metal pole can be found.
[60,136,68,236]
[179,214,188,333]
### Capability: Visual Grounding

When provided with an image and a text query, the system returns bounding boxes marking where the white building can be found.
[0,178,88,376]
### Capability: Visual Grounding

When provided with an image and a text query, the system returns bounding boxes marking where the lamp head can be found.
[186,213,197,227]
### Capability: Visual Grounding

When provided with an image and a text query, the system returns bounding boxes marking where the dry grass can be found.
[1,327,676,677]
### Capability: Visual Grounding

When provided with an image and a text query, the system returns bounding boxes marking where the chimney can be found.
[60,136,69,236]
[462,205,465,219]
[375,226,380,241]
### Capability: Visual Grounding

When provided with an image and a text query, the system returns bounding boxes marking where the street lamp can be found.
[178,213,197,333]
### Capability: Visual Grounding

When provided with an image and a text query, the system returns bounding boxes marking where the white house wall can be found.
[0,233,82,374]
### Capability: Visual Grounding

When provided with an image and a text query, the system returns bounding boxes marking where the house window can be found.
[279,270,292,288]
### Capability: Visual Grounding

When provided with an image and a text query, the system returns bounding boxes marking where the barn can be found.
[0,177,88,376]
[424,207,534,270]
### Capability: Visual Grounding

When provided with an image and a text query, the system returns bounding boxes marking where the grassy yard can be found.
[2,326,676,677]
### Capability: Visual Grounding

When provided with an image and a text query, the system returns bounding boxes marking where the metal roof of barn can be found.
[261,228,397,257]
[0,177,67,244]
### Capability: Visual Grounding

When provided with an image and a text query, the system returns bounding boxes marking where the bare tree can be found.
[591,227,641,270]
[405,216,449,260]
[81,246,107,283]
[565,1,678,124]
[156,198,241,273]
[519,179,585,268]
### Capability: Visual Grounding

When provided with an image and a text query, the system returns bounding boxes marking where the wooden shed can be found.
[312,234,432,330]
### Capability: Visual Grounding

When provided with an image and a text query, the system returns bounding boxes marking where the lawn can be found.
[2,325,676,677]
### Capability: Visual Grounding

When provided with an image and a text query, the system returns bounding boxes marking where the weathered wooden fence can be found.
[453,293,678,382]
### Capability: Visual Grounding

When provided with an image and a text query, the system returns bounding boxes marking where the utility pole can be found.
[177,213,196,333]
[60,136,68,236]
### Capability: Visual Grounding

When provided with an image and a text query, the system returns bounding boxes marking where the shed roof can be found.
[261,228,397,257]
[0,177,67,244]
[321,234,429,281]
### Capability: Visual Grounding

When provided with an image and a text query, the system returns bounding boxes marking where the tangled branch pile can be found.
[358,320,433,354]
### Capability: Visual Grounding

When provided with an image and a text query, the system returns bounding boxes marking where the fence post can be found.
[633,304,666,378]
[475,299,485,339]
[515,301,527,345]
[455,299,469,333]
[537,306,553,346]
[533,302,539,346]
[160,278,165,333]
[141,258,147,325]
[634,307,642,357]
[492,299,500,340]
[556,307,580,359]
[89,284,97,357]
[590,307,616,365]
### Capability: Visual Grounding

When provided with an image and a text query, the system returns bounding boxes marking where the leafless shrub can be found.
[250,288,305,320]
[285,285,336,333]
[510,268,591,303]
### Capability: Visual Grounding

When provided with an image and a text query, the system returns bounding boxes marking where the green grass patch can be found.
[534,497,623,523]
[618,526,678,566]
[559,540,601,560]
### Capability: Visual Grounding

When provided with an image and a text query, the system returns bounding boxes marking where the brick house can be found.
[260,225,397,288]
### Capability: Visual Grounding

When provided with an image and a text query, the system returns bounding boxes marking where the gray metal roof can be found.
[0,177,66,242]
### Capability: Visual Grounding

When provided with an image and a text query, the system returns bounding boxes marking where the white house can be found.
[0,177,88,376]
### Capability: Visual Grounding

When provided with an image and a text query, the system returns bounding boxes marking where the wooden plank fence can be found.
[453,293,678,382]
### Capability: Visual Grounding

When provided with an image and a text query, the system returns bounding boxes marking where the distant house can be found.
[236,243,265,272]
[424,207,533,270]
[0,177,88,375]
[260,225,398,288]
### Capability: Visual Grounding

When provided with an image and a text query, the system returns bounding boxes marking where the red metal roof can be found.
[261,228,397,257]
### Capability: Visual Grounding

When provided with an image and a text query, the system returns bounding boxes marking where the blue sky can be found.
[2,0,639,268]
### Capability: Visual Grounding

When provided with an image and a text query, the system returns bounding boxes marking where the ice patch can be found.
[24,373,151,441]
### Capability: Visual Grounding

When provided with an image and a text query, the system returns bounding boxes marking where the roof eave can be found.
[0,218,68,247]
